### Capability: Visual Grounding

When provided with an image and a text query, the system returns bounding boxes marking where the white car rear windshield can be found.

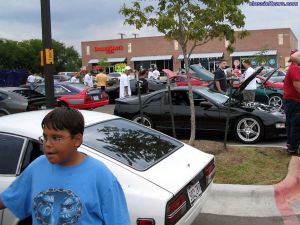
[83,119,183,171]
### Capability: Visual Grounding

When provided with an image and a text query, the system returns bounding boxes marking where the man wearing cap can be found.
[283,49,300,155]
[119,66,132,98]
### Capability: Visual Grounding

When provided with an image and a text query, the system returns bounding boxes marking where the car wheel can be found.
[234,116,264,144]
[268,94,283,110]
[132,114,154,128]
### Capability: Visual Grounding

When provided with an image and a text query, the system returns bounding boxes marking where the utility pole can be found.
[40,0,55,108]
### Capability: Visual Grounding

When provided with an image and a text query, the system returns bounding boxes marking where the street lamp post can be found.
[40,0,55,108]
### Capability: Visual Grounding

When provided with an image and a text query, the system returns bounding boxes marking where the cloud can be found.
[0,0,299,54]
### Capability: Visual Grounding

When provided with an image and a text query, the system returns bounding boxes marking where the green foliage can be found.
[0,38,81,74]
[120,0,249,53]
[98,58,112,68]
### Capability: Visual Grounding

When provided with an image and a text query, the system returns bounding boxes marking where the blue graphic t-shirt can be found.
[0,155,130,225]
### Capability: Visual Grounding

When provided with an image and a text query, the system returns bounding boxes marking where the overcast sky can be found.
[0,0,299,54]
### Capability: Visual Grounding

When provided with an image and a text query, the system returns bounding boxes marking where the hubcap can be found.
[236,118,260,142]
[269,96,282,110]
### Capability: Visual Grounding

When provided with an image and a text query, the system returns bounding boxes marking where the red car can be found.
[162,69,210,86]
[35,83,109,109]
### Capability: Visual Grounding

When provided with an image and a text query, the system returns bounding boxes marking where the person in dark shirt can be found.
[136,69,149,94]
[214,59,228,94]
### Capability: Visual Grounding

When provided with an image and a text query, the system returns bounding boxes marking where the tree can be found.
[0,38,81,74]
[120,0,249,145]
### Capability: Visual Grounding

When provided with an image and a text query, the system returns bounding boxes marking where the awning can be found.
[107,57,126,63]
[88,59,99,64]
[88,58,126,64]
[230,50,277,57]
[131,55,173,61]
[178,52,223,60]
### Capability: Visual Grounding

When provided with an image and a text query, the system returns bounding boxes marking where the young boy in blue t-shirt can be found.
[0,107,130,225]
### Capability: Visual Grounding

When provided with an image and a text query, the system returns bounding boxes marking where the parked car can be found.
[0,110,215,225]
[191,64,284,110]
[114,69,286,144]
[258,67,286,83]
[163,69,211,87]
[34,83,109,109]
[0,87,46,116]
[57,71,75,78]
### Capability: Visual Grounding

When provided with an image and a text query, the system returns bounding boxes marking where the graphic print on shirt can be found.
[33,188,82,225]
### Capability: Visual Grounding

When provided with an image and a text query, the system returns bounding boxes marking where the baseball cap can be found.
[125,66,132,71]
[288,49,298,62]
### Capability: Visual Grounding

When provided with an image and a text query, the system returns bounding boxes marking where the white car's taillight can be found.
[136,218,155,225]
[166,192,187,225]
[204,159,216,185]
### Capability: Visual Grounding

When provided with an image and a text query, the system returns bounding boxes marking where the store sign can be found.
[115,63,127,72]
[94,45,124,54]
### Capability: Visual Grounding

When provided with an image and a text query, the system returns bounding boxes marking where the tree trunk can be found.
[182,50,196,146]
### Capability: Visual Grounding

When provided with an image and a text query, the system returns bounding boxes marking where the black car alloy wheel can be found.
[234,116,264,144]
[132,115,153,128]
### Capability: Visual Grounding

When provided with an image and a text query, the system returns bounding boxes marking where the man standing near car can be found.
[214,60,228,94]
[283,49,300,155]
[119,66,132,98]
[242,59,256,102]
[95,68,108,91]
[84,71,93,87]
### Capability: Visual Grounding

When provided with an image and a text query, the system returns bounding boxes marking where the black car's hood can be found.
[231,66,264,98]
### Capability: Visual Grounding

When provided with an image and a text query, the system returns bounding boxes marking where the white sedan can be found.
[0,110,215,225]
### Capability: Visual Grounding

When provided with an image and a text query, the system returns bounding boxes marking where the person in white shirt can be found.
[84,72,93,87]
[147,68,153,79]
[152,67,160,80]
[70,72,80,83]
[119,66,132,98]
[242,59,256,101]
[26,74,36,90]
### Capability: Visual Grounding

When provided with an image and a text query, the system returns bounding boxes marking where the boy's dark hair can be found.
[42,107,84,135]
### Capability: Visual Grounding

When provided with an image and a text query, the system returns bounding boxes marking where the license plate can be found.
[92,95,99,101]
[187,181,202,205]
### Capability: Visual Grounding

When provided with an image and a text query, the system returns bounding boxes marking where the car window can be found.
[55,86,70,94]
[0,91,8,101]
[83,119,183,171]
[20,140,44,173]
[171,91,189,106]
[144,93,163,105]
[0,133,25,174]
[35,85,45,95]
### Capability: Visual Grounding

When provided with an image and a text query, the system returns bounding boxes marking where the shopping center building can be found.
[81,28,298,73]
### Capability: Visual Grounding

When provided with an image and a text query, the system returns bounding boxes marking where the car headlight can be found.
[276,123,285,128]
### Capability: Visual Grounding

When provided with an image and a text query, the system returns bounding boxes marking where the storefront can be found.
[81,28,298,73]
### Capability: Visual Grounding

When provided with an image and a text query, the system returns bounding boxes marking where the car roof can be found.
[0,110,118,140]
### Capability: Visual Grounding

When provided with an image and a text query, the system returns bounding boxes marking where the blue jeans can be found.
[284,99,300,151]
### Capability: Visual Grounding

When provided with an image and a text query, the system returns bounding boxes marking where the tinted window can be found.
[145,93,163,105]
[54,86,70,94]
[0,134,25,174]
[171,91,189,106]
[66,83,87,92]
[83,119,183,171]
[0,92,8,101]
[21,140,44,172]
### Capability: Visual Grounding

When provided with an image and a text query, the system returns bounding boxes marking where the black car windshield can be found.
[83,119,183,171]
[197,88,229,104]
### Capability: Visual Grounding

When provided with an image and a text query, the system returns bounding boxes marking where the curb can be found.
[201,157,300,224]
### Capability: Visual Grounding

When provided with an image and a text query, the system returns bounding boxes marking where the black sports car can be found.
[114,85,286,144]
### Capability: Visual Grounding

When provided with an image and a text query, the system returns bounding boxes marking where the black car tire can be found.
[268,94,283,110]
[132,114,154,128]
[234,116,264,144]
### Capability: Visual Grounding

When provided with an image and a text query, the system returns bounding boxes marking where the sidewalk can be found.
[201,157,300,225]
